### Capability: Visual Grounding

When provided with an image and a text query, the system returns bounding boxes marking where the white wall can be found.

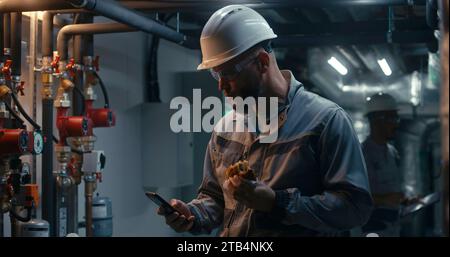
[76,30,201,236]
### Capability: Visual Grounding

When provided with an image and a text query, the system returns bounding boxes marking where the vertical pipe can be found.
[42,12,54,58]
[67,31,82,232]
[84,15,94,57]
[3,13,10,58]
[438,0,449,237]
[10,12,21,77]
[0,13,4,62]
[29,12,38,185]
[83,14,94,238]
[41,11,56,237]
[85,181,93,237]
[42,99,55,236]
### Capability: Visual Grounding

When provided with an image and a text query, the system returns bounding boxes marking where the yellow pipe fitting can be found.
[41,73,53,84]
[0,85,11,99]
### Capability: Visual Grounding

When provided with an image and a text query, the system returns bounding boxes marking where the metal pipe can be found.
[65,0,196,48]
[29,11,38,185]
[72,14,90,117]
[3,13,10,58]
[85,179,94,237]
[42,99,55,236]
[83,15,94,58]
[0,0,72,12]
[273,31,435,47]
[10,12,21,77]
[57,23,136,61]
[0,0,426,13]
[0,13,4,63]
[41,10,56,237]
[42,12,54,58]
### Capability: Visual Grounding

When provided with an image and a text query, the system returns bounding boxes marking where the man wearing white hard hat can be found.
[157,5,373,236]
[361,92,406,236]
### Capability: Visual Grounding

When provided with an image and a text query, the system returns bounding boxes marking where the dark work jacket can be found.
[187,70,373,236]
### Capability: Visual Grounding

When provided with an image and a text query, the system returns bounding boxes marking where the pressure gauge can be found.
[33,131,44,154]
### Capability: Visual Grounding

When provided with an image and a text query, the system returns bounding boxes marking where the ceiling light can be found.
[377,58,392,76]
[327,57,348,75]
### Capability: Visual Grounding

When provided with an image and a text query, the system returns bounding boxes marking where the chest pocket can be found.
[211,137,245,183]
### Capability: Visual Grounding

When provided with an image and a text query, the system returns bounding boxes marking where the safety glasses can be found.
[209,54,259,81]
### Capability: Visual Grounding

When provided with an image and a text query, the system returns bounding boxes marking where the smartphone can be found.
[145,192,177,215]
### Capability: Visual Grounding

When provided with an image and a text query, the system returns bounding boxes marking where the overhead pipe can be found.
[0,0,72,12]
[65,0,199,49]
[1,0,426,13]
[57,23,136,62]
[273,31,435,47]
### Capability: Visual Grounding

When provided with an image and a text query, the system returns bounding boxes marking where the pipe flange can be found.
[83,174,96,183]
[56,173,74,189]
[54,92,71,108]
[81,136,97,151]
[54,99,71,108]
[55,145,71,154]
[85,86,97,101]
[11,75,21,84]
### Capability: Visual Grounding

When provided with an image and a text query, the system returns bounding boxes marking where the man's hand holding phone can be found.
[147,192,195,233]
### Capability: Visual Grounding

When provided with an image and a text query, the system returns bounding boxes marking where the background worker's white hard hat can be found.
[365,92,398,114]
[197,5,277,70]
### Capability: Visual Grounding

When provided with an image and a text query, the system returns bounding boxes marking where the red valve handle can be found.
[51,55,61,74]
[66,58,76,79]
[2,59,12,81]
[17,81,25,96]
[96,172,102,183]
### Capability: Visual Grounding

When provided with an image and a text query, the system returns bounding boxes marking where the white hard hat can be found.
[365,92,398,114]
[197,5,277,70]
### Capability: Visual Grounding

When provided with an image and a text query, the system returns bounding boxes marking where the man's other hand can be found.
[223,175,276,212]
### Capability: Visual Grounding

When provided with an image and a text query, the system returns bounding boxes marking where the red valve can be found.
[96,172,102,183]
[51,55,61,74]
[66,58,76,79]
[93,56,100,72]
[16,81,25,96]
[2,59,12,81]
[68,159,76,177]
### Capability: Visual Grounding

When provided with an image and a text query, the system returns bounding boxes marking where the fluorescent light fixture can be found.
[327,57,348,75]
[377,58,392,76]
